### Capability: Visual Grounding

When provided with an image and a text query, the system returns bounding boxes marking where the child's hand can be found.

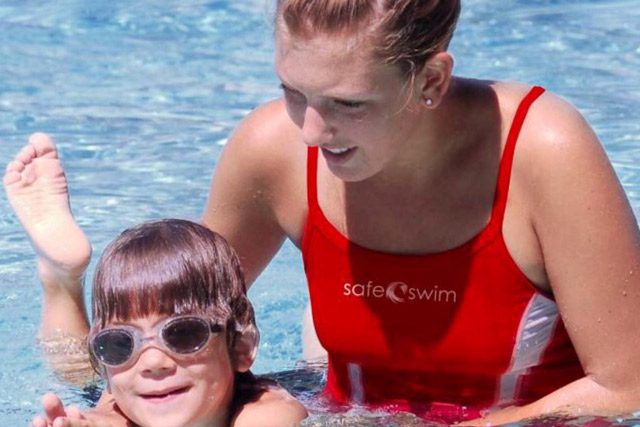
[30,392,117,427]
[31,392,85,427]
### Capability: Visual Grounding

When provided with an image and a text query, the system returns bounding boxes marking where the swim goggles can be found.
[90,315,224,368]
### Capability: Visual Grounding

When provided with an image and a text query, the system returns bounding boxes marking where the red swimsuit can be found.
[301,87,583,420]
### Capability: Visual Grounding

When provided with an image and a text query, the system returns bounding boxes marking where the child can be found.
[5,134,306,426]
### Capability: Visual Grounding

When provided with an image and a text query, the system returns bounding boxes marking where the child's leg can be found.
[4,133,91,339]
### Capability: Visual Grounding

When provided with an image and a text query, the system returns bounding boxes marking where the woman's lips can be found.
[321,146,356,165]
[324,146,351,155]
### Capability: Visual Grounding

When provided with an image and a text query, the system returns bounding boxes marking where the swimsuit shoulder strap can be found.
[492,86,546,223]
[306,146,320,211]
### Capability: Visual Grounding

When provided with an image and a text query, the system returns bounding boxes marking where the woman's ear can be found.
[232,325,259,372]
[416,51,454,108]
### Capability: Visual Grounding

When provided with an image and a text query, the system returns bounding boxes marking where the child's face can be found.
[102,313,235,427]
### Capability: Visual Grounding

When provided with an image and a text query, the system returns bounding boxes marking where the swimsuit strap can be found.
[307,145,320,211]
[492,86,546,224]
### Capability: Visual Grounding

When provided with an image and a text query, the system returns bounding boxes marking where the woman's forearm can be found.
[469,376,640,425]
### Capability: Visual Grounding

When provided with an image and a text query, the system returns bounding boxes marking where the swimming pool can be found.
[0,0,638,424]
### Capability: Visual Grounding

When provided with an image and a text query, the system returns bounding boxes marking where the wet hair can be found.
[89,219,258,369]
[87,219,269,416]
[276,0,461,76]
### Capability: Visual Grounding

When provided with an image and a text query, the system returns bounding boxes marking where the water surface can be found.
[0,0,638,424]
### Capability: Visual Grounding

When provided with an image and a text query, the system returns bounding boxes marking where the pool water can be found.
[0,0,639,425]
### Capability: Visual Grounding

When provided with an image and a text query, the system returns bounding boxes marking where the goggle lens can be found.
[93,329,134,366]
[162,317,211,354]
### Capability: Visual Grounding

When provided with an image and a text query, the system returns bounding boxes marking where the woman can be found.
[11,0,640,424]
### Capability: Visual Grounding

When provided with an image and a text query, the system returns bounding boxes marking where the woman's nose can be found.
[301,106,334,147]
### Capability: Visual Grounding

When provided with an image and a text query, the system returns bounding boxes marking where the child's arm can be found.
[231,386,308,427]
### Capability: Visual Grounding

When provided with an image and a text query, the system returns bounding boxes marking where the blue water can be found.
[0,0,639,425]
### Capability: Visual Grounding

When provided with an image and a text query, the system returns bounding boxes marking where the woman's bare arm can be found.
[202,99,306,286]
[467,92,640,424]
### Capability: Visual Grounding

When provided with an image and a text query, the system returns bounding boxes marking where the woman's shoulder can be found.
[454,79,590,145]
[454,79,597,168]
[231,383,308,427]
[488,81,601,166]
[491,81,610,207]
[490,81,592,140]
[220,98,305,184]
[230,98,302,152]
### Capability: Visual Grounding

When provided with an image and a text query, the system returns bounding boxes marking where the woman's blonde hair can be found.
[276,0,460,76]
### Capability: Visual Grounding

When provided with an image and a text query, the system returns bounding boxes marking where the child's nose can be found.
[137,346,176,375]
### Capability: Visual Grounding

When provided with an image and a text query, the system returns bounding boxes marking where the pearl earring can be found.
[425,98,434,107]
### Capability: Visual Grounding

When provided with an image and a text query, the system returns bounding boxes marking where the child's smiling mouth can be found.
[139,385,191,402]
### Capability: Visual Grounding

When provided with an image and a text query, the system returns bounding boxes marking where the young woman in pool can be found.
[4,138,305,427]
[8,0,640,424]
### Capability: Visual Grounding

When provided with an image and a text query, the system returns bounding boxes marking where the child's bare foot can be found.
[4,133,91,297]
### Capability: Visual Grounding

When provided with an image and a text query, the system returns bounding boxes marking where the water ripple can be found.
[1,0,638,424]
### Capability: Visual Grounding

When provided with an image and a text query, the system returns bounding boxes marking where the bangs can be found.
[91,220,237,329]
[94,266,229,326]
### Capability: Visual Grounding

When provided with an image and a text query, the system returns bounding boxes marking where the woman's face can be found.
[275,28,428,182]
[103,314,235,427]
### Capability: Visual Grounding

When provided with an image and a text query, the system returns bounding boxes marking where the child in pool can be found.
[33,220,306,427]
[76,219,309,426]
[4,135,306,427]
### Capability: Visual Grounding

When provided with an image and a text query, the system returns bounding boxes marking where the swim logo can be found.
[343,280,457,304]
[385,281,407,303]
